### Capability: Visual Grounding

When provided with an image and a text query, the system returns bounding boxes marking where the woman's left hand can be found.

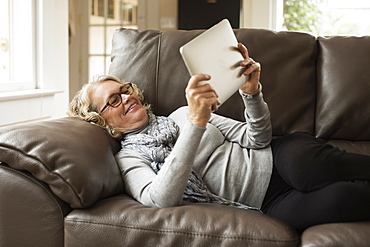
[238,43,261,95]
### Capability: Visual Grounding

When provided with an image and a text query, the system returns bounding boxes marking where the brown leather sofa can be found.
[1,27,370,246]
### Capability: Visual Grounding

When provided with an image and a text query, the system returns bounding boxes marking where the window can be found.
[280,0,370,36]
[0,0,36,92]
[89,0,138,79]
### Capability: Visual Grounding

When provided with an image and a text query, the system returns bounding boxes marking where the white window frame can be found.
[242,0,370,35]
[89,0,138,80]
[0,0,37,92]
[0,0,69,126]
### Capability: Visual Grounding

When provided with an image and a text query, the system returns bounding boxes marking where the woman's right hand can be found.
[185,74,220,128]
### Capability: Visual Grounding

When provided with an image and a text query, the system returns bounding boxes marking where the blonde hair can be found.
[67,75,151,139]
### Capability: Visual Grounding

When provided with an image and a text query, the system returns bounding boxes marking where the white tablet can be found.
[179,19,249,105]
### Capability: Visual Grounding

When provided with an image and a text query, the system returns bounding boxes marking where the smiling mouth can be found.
[125,102,138,114]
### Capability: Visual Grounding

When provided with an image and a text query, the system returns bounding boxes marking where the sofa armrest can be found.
[0,117,124,208]
[0,164,71,247]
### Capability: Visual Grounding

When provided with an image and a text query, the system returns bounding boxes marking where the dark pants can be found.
[261,132,370,233]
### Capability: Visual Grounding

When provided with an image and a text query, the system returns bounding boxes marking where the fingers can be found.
[238,43,249,59]
[186,74,220,127]
[186,75,218,102]
[186,74,218,98]
[242,60,261,77]
[186,74,211,89]
[237,43,261,74]
[237,43,261,94]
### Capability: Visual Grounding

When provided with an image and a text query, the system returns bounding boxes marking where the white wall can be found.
[242,0,282,29]
[37,0,69,118]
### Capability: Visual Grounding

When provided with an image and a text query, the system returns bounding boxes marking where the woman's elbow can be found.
[147,198,183,208]
[252,134,272,149]
[142,193,183,208]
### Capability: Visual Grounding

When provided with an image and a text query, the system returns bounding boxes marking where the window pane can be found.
[89,26,105,54]
[108,0,115,19]
[0,0,9,82]
[88,1,138,82]
[321,0,370,35]
[89,56,105,79]
[107,0,125,25]
[90,0,105,25]
[282,0,370,36]
[122,2,137,25]
[106,56,111,75]
[12,0,34,83]
[106,26,121,54]
[89,55,111,79]
[91,0,124,25]
[0,0,35,91]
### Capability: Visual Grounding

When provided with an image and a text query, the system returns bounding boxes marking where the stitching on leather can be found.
[65,219,299,243]
[155,31,162,113]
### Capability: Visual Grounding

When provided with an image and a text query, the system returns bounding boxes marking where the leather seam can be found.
[154,31,162,113]
[65,219,298,243]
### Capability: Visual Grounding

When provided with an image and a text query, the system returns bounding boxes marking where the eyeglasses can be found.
[100,83,134,114]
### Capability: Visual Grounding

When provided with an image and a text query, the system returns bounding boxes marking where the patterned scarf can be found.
[121,114,259,211]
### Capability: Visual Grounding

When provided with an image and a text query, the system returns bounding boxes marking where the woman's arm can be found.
[117,74,217,208]
[238,43,261,95]
[188,43,271,149]
[116,121,206,208]
[208,85,272,149]
[208,43,271,148]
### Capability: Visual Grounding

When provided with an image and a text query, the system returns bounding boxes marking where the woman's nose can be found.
[121,93,131,104]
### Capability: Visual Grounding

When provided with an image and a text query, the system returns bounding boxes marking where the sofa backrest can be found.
[109,28,317,137]
[109,28,370,143]
[316,36,370,141]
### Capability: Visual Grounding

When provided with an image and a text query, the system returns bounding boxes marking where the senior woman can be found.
[69,43,370,233]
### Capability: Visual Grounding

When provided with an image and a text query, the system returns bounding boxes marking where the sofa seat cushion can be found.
[65,194,299,247]
[301,222,370,247]
[0,117,124,208]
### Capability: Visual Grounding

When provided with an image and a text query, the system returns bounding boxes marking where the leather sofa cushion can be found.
[301,222,370,247]
[109,28,318,137]
[327,140,370,156]
[316,36,370,140]
[0,117,124,208]
[65,194,299,247]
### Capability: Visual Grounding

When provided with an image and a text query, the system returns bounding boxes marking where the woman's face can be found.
[90,80,148,132]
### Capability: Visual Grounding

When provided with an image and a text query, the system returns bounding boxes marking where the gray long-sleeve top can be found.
[115,86,273,209]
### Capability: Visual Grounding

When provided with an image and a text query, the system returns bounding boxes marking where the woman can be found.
[69,43,370,233]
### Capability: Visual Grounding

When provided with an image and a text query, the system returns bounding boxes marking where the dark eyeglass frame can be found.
[100,83,133,114]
